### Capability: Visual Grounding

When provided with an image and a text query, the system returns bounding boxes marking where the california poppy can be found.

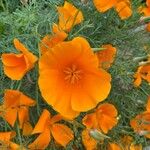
[0,90,36,136]
[28,109,74,149]
[96,44,117,70]
[115,0,132,20]
[83,103,118,134]
[1,39,38,80]
[56,1,84,32]
[93,0,117,12]
[130,96,150,138]
[134,64,150,87]
[140,0,150,16]
[93,0,132,19]
[38,37,111,119]
[39,24,68,55]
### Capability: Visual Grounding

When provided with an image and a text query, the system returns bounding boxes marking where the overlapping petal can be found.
[39,37,111,119]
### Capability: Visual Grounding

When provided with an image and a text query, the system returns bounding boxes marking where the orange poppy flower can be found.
[96,44,117,70]
[82,129,98,150]
[57,1,83,32]
[0,90,36,136]
[134,64,150,87]
[130,112,150,138]
[140,0,150,16]
[115,0,132,20]
[83,103,118,134]
[93,0,132,19]
[93,0,117,12]
[38,37,111,119]
[28,109,74,149]
[39,24,68,55]
[1,38,38,80]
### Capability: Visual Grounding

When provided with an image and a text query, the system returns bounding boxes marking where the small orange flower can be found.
[38,37,111,119]
[28,109,74,149]
[93,0,117,12]
[140,0,150,16]
[115,0,132,20]
[57,1,84,32]
[0,90,36,135]
[1,39,38,80]
[39,24,68,55]
[93,0,132,19]
[130,96,150,138]
[83,103,118,134]
[96,44,117,70]
[134,64,150,87]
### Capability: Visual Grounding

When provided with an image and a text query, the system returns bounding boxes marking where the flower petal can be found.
[22,121,33,136]
[28,128,51,149]
[1,53,25,67]
[32,109,50,134]
[82,129,97,150]
[13,38,38,64]
[57,1,83,31]
[51,123,74,147]
[18,107,30,130]
[93,0,117,12]
[96,44,117,69]
[4,108,17,127]
[82,113,97,129]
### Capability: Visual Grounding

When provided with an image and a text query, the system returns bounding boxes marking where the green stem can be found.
[92,47,106,52]
[16,122,22,146]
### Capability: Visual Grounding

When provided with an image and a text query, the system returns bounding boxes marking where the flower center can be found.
[63,64,82,84]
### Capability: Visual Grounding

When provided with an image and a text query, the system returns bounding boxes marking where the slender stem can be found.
[92,47,106,52]
[17,122,22,146]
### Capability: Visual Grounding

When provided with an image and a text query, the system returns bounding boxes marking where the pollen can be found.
[63,64,82,84]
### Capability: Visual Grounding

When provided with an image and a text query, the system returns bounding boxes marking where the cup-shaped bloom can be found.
[57,1,83,32]
[1,39,38,80]
[38,37,111,119]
